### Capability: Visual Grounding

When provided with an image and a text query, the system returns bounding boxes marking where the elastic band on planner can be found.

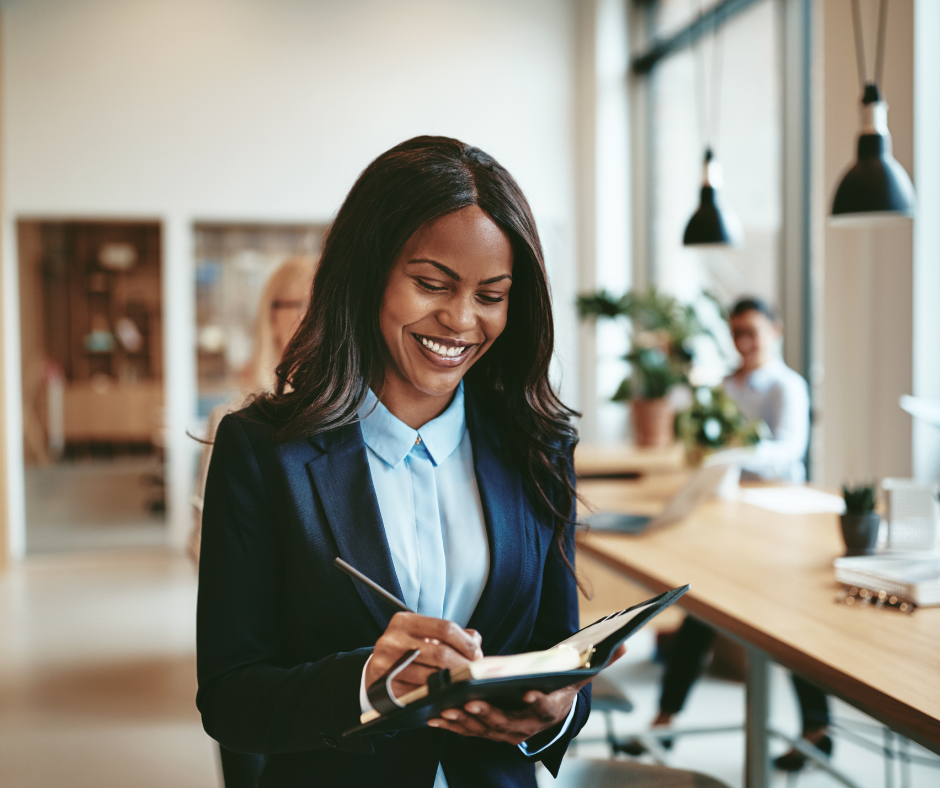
[366,648,421,716]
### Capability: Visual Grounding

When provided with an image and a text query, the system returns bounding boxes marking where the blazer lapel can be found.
[465,397,528,650]
[305,423,405,632]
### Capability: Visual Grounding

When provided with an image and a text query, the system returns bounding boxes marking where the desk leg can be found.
[745,646,770,788]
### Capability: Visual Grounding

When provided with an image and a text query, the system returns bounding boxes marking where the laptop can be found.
[584,462,735,535]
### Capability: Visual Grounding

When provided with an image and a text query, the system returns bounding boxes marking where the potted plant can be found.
[578,289,714,447]
[674,386,763,467]
[841,484,880,556]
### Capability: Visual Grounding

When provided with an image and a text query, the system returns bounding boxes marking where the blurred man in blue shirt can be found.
[627,297,829,773]
[724,298,809,483]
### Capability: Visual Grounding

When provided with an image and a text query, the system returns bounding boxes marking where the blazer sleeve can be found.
[519,450,591,778]
[196,414,374,756]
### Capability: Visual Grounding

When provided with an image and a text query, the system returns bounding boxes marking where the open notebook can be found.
[344,584,689,737]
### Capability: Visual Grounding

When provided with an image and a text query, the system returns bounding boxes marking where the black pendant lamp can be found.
[683,10,741,247]
[684,148,742,246]
[830,0,915,225]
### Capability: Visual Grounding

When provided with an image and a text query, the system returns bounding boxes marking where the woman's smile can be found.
[412,333,477,365]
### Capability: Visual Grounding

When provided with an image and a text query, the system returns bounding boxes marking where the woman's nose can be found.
[437,294,477,333]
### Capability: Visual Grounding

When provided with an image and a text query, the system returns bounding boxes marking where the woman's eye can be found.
[415,279,446,292]
[477,294,505,304]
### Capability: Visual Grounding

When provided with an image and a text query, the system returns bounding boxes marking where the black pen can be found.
[334,557,414,613]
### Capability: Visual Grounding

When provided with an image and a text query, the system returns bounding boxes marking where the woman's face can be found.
[270,276,310,355]
[379,205,513,402]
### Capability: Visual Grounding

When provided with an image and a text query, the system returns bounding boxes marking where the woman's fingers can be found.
[368,613,483,687]
[463,701,527,732]
[372,637,475,677]
[409,638,478,669]
[426,690,580,744]
[391,614,483,660]
[518,692,560,723]
[465,629,483,651]
[428,705,529,745]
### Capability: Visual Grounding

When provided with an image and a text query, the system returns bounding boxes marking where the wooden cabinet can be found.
[18,220,164,456]
[63,380,163,443]
[42,221,163,384]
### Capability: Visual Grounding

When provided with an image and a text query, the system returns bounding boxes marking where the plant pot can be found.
[840,512,881,556]
[631,397,675,448]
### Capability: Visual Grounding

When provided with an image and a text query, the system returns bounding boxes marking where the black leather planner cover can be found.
[344,584,689,737]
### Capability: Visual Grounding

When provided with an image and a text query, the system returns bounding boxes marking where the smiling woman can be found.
[195,136,594,788]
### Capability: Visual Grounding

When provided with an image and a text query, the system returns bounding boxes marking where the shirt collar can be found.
[358,383,467,469]
[738,358,786,393]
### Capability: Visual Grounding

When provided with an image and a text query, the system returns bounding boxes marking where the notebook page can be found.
[467,646,583,679]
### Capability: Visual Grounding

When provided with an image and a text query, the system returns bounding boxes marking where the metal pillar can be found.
[745,646,771,788]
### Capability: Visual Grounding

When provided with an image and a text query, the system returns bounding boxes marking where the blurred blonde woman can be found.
[242,256,317,394]
[191,256,316,564]
[190,255,315,788]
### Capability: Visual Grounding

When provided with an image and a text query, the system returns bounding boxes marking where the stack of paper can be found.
[739,487,846,515]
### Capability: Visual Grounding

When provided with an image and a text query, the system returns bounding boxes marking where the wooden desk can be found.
[575,442,685,478]
[577,475,940,786]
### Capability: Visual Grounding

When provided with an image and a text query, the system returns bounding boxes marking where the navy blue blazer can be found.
[196,395,591,787]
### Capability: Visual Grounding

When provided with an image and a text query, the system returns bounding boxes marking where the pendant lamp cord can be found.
[692,0,725,154]
[874,0,888,87]
[851,0,890,92]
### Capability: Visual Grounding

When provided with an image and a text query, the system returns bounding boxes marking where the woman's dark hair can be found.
[257,135,580,558]
[729,296,778,321]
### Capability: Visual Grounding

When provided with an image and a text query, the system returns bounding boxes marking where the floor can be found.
[0,549,218,788]
[0,548,937,788]
[24,458,166,553]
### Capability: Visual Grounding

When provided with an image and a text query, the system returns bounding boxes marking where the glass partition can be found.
[194,223,326,416]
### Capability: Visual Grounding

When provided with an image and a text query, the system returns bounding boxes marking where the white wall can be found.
[1,0,580,554]
[817,0,915,487]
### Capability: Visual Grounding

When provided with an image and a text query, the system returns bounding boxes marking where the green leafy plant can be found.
[674,386,763,465]
[577,289,717,401]
[842,483,877,515]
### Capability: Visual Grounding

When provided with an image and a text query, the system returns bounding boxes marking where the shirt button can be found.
[323,736,338,748]
[415,435,422,444]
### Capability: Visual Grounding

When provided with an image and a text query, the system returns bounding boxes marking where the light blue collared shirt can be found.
[723,358,810,483]
[356,383,576,784]
[358,383,490,624]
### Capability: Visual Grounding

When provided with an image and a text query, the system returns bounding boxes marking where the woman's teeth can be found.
[418,336,470,358]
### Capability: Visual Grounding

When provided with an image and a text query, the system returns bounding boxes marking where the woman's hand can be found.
[366,612,483,698]
[426,682,587,745]
[426,643,628,745]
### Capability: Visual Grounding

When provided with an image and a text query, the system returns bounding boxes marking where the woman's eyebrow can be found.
[409,259,460,280]
[409,259,512,286]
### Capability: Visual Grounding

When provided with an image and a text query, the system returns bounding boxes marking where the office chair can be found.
[587,673,635,756]
[547,757,731,788]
